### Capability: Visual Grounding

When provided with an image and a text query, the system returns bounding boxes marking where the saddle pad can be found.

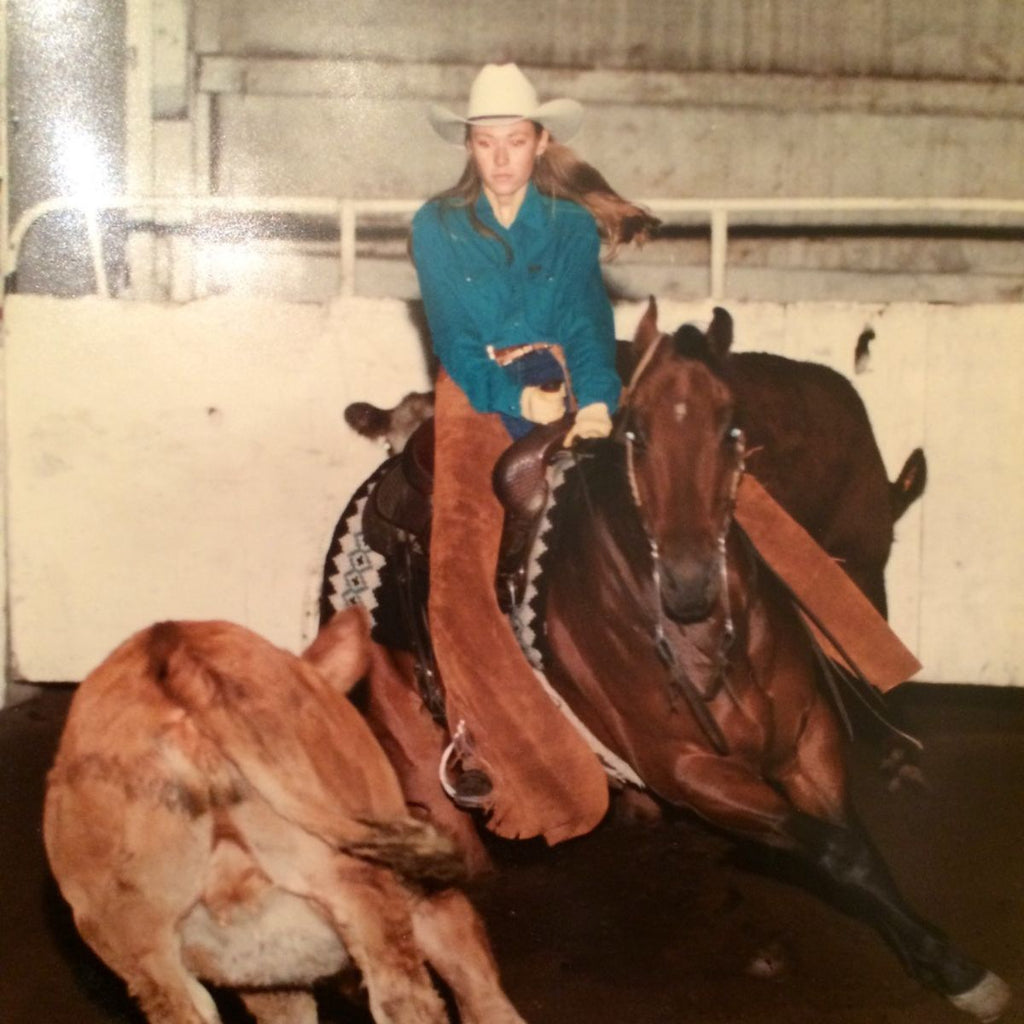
[324,452,642,790]
[321,462,390,625]
[511,454,569,669]
[511,455,644,789]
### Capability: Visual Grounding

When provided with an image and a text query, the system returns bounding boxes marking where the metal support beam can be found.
[8,194,1024,303]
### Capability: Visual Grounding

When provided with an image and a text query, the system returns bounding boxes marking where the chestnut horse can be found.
[322,304,1007,1021]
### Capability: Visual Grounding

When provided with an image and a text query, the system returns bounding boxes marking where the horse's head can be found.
[619,299,744,622]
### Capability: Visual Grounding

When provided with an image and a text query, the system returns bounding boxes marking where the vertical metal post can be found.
[0,0,9,698]
[84,205,111,298]
[710,206,728,300]
[340,200,356,297]
[0,0,8,287]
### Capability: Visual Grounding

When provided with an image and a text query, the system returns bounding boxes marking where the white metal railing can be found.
[8,194,1024,301]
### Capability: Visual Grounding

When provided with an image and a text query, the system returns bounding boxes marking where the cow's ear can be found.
[302,606,371,694]
[707,307,734,359]
[344,401,389,440]
[633,296,661,357]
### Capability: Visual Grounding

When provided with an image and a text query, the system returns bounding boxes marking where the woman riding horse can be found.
[410,62,658,842]
[325,306,1010,1021]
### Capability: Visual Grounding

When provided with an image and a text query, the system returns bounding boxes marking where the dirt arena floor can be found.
[2,683,1021,1024]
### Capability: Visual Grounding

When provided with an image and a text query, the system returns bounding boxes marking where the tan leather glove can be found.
[564,402,613,446]
[520,384,567,424]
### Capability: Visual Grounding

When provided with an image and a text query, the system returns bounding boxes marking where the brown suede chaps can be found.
[428,371,609,843]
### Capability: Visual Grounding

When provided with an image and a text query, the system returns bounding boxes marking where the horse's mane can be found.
[545,443,645,567]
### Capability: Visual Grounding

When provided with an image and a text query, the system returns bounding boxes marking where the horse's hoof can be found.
[948,971,1012,1022]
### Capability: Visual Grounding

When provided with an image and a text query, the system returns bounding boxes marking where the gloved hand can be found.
[564,402,613,446]
[520,384,567,424]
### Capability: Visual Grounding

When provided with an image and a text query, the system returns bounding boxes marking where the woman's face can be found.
[466,121,549,204]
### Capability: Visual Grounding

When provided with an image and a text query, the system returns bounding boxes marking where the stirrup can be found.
[439,721,494,811]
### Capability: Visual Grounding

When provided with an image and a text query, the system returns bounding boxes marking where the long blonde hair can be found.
[429,127,660,258]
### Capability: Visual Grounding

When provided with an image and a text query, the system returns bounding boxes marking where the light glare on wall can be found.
[55,123,112,206]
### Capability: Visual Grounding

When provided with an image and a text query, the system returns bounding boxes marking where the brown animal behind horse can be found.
[730,349,894,615]
[616,305,917,617]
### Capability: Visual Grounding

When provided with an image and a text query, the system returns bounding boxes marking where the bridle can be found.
[615,331,747,754]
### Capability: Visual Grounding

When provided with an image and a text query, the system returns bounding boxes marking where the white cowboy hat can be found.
[428,63,583,146]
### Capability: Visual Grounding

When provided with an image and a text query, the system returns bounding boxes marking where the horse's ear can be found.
[633,296,661,356]
[344,401,389,440]
[707,307,733,358]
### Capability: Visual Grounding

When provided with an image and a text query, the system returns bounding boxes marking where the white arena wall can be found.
[2,295,1021,688]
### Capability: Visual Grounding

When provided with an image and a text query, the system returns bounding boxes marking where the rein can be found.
[617,331,746,755]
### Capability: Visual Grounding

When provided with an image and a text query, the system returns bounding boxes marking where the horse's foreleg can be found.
[669,748,809,848]
[671,749,1009,1021]
[787,811,1008,1019]
[774,699,1010,1021]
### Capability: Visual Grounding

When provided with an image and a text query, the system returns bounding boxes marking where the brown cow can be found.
[43,607,525,1024]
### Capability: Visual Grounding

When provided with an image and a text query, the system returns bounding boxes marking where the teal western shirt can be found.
[410,183,620,418]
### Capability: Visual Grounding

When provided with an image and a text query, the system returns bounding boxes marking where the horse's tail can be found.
[890,448,927,523]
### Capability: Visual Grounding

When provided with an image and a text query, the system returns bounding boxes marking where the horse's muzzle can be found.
[659,557,722,623]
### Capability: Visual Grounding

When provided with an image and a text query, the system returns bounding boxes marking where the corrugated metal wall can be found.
[206,0,1024,81]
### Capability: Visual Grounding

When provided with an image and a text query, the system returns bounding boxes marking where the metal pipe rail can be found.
[8,194,1024,301]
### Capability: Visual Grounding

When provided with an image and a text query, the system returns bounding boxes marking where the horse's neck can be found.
[554,449,656,598]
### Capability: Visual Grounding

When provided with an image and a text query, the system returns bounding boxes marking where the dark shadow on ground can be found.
[2,684,1021,1023]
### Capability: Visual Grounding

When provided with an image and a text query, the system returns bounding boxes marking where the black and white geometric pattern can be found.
[510,454,572,669]
[319,461,391,628]
[508,454,645,789]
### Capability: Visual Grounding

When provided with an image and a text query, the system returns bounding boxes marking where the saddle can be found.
[491,419,572,610]
[362,418,435,564]
[361,417,566,611]
[359,415,564,731]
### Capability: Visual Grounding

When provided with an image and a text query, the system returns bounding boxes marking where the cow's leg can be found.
[79,910,221,1024]
[239,989,318,1024]
[46,782,222,1024]
[308,857,450,1024]
[232,798,448,1024]
[410,888,526,1024]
